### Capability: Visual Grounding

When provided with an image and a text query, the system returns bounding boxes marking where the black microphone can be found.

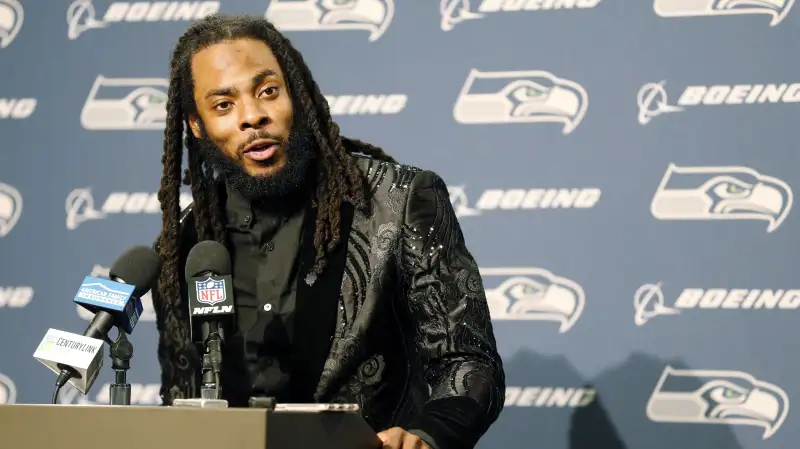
[185,240,235,399]
[55,245,162,393]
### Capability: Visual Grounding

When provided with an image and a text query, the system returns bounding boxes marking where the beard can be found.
[194,118,316,202]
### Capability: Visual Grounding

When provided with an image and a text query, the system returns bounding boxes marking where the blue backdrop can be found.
[1,1,799,448]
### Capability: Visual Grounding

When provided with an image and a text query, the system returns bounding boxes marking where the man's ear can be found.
[188,114,202,139]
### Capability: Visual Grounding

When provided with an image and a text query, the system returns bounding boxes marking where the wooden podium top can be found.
[0,404,380,449]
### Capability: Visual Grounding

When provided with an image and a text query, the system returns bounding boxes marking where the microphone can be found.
[33,329,105,399]
[185,240,235,400]
[38,246,161,403]
[77,246,162,340]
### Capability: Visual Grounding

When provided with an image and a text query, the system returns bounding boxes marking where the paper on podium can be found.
[273,403,361,413]
[172,398,361,413]
[172,398,229,408]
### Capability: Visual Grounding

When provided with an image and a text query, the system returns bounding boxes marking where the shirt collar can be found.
[225,184,254,230]
[224,183,309,229]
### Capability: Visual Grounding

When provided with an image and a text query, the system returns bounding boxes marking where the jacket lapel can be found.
[289,200,354,402]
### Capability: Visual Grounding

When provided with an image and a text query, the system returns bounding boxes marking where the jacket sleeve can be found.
[400,170,506,449]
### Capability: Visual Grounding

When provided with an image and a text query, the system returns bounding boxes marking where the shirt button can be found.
[263,303,272,312]
[265,241,275,251]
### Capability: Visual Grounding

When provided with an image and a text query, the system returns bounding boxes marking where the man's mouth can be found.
[243,139,279,162]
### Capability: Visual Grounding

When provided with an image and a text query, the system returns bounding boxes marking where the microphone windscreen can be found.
[109,246,163,297]
[185,240,232,279]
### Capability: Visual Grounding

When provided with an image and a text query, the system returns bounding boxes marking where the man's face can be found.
[189,38,294,179]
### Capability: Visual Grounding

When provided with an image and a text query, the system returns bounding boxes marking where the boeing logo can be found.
[637,81,800,125]
[66,1,219,39]
[440,0,601,31]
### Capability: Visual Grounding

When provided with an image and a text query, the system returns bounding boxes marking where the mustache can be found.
[236,129,286,154]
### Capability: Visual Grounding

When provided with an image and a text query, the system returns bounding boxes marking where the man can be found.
[151,14,505,449]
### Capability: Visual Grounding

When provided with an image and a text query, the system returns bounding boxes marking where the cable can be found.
[53,369,72,404]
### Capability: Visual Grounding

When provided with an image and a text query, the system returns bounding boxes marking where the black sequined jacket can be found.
[151,155,506,449]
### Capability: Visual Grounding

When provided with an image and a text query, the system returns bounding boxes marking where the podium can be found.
[0,403,382,449]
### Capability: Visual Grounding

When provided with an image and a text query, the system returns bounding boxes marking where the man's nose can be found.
[239,98,269,130]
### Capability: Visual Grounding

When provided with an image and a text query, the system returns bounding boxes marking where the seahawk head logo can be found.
[265,0,394,42]
[0,372,16,404]
[0,182,22,237]
[481,268,585,333]
[0,0,23,49]
[651,164,792,233]
[80,76,169,130]
[646,366,789,439]
[453,69,588,135]
[653,0,794,27]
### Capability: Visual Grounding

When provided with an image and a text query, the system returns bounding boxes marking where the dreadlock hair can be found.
[156,14,396,326]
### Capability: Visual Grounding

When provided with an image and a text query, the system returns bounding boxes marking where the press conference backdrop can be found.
[1,1,799,448]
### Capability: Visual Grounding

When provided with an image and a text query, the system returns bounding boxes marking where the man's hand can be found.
[377,427,432,449]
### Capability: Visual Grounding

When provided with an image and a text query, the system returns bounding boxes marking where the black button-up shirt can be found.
[220,185,306,406]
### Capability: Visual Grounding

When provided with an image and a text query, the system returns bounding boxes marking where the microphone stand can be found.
[200,324,224,400]
[200,353,218,399]
[172,325,230,409]
[109,329,133,406]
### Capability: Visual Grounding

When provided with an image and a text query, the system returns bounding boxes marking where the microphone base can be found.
[201,350,223,400]
[109,383,131,406]
[109,368,131,405]
[201,385,221,400]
